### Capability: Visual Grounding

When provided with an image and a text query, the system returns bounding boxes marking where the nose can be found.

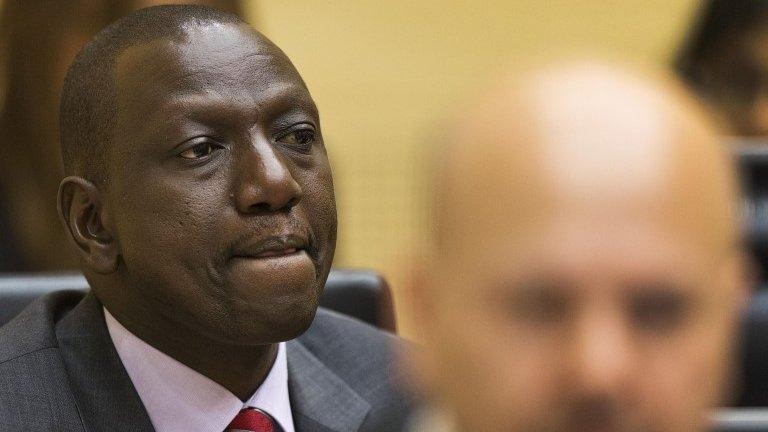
[568,305,633,398]
[234,137,303,214]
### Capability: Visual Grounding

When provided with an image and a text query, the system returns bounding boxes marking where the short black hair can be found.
[59,4,245,185]
[675,0,768,91]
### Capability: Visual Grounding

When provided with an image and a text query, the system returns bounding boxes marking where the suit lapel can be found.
[54,292,155,432]
[51,293,372,432]
[287,340,371,432]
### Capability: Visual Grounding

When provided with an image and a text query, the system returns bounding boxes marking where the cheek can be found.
[298,165,337,241]
[427,291,560,431]
[112,176,228,283]
[638,318,734,430]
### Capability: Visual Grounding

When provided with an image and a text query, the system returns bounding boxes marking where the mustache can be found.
[561,396,636,432]
[215,216,321,269]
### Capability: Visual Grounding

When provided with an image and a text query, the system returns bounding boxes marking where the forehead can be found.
[460,213,706,282]
[438,68,733,278]
[113,23,309,117]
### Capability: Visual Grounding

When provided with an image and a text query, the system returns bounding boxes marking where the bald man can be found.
[407,62,748,432]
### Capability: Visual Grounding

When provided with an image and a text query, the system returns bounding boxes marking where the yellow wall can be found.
[248,1,699,333]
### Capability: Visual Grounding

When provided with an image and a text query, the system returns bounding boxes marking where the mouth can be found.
[231,234,309,260]
[253,247,301,258]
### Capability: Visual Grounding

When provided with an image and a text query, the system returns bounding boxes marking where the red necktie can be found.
[225,407,282,432]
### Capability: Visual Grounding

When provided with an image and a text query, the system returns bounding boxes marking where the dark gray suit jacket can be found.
[0,291,414,431]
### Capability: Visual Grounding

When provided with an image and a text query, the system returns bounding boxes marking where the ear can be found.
[401,260,440,399]
[720,249,751,307]
[736,251,755,311]
[57,176,119,274]
[405,260,436,333]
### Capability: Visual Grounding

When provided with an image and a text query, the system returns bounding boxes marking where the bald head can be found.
[413,62,746,432]
[436,62,738,263]
[60,5,290,184]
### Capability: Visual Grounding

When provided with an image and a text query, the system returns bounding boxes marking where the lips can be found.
[255,247,299,258]
[230,234,308,260]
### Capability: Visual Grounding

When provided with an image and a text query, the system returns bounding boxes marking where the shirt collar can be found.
[406,406,459,432]
[104,307,295,432]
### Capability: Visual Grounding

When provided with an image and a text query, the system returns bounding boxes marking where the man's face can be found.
[103,23,336,344]
[421,210,741,432]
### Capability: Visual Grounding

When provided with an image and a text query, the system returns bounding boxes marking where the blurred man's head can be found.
[411,62,746,432]
[57,5,336,349]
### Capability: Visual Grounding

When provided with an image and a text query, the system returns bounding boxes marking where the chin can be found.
[273,301,319,340]
[219,289,321,345]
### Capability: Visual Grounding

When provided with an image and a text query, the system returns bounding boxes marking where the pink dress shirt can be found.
[104,308,295,432]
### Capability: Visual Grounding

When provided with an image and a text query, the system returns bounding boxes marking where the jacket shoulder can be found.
[297,308,415,429]
[0,291,86,431]
[299,308,404,376]
[0,290,83,364]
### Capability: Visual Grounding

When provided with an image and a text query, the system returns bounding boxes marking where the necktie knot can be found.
[226,407,281,432]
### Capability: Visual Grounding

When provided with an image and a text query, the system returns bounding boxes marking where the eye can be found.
[500,279,571,327]
[277,126,316,152]
[178,141,223,160]
[629,287,690,333]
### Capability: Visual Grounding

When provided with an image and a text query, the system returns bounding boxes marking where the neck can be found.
[104,299,278,401]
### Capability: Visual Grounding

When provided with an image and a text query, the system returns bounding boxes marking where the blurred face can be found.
[422,212,739,432]
[414,63,741,432]
[102,23,336,344]
[415,65,744,432]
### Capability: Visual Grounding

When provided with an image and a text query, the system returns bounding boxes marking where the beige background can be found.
[248,1,700,334]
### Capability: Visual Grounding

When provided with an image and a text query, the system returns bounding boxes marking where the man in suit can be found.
[0,5,412,431]
[406,62,748,432]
